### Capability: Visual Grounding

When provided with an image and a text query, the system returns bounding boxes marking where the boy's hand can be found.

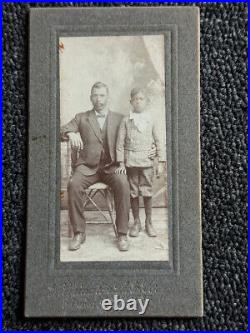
[156,162,166,178]
[148,146,157,160]
[115,162,127,175]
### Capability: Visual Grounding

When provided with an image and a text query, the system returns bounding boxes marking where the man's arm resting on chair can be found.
[67,132,84,150]
[60,114,83,150]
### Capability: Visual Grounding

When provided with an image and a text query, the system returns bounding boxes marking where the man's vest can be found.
[99,117,112,168]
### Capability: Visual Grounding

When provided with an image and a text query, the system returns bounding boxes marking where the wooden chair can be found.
[82,182,118,237]
[66,143,118,238]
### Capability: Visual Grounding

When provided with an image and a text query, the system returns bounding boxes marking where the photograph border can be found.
[58,31,172,265]
[55,28,175,270]
[26,7,201,317]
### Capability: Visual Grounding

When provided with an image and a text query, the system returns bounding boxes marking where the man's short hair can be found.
[130,87,147,99]
[91,82,109,95]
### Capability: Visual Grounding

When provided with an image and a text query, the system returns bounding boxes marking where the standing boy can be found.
[116,87,166,237]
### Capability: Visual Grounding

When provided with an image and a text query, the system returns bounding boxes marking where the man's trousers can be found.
[67,167,130,235]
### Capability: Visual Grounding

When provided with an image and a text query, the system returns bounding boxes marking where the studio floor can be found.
[60,208,168,262]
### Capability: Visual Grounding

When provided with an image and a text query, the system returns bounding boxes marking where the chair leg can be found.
[86,191,109,221]
[83,189,96,208]
[80,187,117,238]
[106,189,118,238]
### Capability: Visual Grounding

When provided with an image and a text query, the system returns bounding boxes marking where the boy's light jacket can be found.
[116,113,166,168]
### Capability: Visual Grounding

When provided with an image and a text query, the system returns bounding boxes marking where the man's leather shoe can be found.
[117,235,129,251]
[145,219,157,237]
[129,219,141,237]
[69,232,86,251]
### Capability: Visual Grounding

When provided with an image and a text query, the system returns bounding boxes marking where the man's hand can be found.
[115,162,127,175]
[148,146,157,160]
[67,132,83,150]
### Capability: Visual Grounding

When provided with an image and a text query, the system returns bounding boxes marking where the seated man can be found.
[60,82,130,252]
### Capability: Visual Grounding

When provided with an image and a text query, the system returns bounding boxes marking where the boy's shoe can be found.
[129,218,141,237]
[145,219,157,237]
[117,235,129,251]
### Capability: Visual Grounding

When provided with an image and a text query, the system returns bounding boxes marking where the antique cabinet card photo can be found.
[26,7,202,317]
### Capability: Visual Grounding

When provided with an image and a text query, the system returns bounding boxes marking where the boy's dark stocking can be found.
[129,197,141,237]
[143,196,157,237]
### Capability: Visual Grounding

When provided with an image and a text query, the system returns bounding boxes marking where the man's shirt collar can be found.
[95,107,109,118]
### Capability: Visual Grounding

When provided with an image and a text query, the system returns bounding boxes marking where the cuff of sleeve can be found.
[158,156,166,162]
[60,132,70,142]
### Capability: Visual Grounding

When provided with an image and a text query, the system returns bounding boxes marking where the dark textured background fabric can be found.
[2,2,248,331]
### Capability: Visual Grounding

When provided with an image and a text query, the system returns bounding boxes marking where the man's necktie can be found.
[96,113,105,118]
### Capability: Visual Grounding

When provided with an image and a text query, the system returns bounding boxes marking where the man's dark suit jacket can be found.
[60,109,124,175]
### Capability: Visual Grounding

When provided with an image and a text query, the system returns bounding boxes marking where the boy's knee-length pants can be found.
[127,167,154,198]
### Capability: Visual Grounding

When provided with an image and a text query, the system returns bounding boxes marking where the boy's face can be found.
[130,92,147,113]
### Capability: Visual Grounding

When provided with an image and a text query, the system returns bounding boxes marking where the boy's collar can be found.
[129,110,150,119]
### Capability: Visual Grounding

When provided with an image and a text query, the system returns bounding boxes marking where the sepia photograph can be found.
[60,35,168,261]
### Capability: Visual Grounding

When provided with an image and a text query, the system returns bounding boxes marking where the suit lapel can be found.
[87,110,102,143]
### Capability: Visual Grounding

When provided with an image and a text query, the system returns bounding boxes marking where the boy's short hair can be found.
[130,87,147,99]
